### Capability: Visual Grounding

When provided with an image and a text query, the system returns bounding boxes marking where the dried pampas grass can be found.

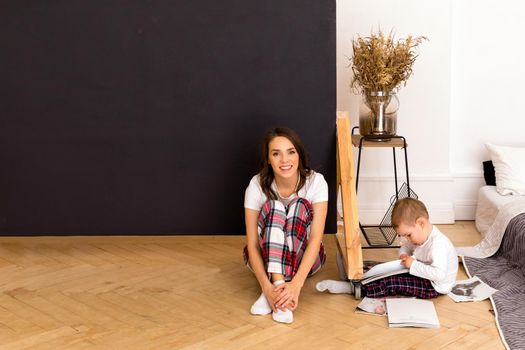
[350,30,427,93]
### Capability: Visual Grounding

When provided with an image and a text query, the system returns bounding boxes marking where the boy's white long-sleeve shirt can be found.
[399,225,458,294]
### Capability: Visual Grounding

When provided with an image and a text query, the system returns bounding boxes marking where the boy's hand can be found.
[400,255,414,268]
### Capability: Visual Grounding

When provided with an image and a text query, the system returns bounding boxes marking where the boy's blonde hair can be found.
[391,198,429,228]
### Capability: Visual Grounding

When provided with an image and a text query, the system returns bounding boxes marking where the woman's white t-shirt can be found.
[244,171,328,210]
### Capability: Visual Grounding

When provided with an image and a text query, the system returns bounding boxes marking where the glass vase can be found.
[358,90,399,139]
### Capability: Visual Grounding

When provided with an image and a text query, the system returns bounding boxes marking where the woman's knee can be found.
[286,197,313,225]
[288,197,312,210]
[258,200,287,235]
[261,199,286,215]
[259,200,287,224]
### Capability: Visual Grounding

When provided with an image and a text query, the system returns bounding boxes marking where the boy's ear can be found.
[415,217,426,228]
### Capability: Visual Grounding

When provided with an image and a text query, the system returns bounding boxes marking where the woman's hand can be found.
[262,283,282,312]
[273,280,302,311]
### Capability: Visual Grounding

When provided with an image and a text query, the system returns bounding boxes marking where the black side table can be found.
[351,127,414,248]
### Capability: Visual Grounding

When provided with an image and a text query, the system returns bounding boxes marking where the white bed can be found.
[475,185,523,237]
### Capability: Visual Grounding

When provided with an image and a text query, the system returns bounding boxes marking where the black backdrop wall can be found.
[0,0,336,235]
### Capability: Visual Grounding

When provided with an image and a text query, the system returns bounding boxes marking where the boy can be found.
[317,198,458,298]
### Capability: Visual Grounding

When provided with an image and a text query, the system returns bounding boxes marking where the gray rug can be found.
[463,213,525,350]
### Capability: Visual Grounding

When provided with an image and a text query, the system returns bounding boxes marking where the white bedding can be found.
[458,198,525,258]
[475,186,521,237]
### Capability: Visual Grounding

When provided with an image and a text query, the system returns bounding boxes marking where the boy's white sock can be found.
[271,280,293,324]
[316,280,354,294]
[250,293,272,315]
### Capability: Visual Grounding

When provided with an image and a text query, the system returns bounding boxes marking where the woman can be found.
[243,127,328,324]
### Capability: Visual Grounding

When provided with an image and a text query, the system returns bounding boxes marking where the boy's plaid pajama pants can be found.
[363,273,439,299]
[243,198,326,280]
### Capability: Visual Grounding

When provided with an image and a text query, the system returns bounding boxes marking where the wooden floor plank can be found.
[0,222,506,349]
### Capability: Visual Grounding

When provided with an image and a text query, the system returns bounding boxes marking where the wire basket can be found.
[362,182,418,247]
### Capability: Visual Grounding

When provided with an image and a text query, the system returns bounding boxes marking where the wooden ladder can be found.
[335,112,363,280]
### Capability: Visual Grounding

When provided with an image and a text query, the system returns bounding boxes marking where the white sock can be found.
[272,308,293,324]
[271,280,293,324]
[316,280,354,294]
[250,293,272,315]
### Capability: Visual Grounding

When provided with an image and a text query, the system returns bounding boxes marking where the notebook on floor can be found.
[385,298,440,328]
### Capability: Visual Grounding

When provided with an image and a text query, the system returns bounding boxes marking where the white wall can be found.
[450,0,525,219]
[337,0,525,224]
[337,0,454,223]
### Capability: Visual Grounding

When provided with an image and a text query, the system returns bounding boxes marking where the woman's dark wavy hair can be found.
[259,127,312,200]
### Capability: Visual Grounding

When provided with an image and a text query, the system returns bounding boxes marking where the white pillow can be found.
[485,143,525,195]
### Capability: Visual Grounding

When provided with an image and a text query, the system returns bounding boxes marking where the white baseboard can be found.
[453,200,478,220]
[452,173,485,221]
[353,173,484,224]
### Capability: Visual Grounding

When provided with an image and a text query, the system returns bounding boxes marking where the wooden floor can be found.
[0,222,504,349]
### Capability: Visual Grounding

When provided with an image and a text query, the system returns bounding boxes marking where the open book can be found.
[386,298,440,328]
[447,276,498,302]
[361,259,409,285]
